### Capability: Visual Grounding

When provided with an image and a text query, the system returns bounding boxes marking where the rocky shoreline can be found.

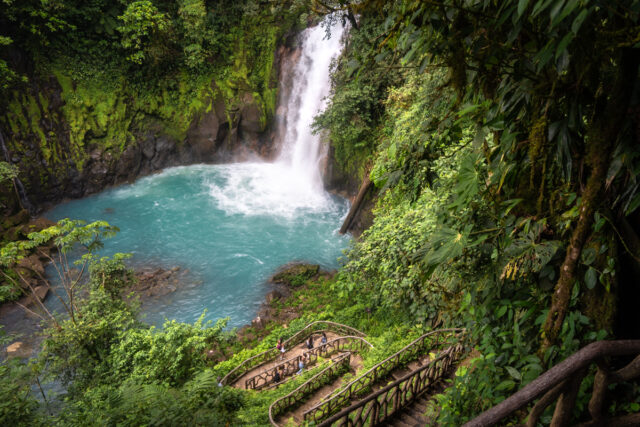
[1,260,329,360]
[1,264,195,359]
[237,262,332,343]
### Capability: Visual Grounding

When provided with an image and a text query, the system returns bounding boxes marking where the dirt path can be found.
[232,331,342,389]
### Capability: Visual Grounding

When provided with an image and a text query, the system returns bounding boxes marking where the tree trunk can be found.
[542,49,640,350]
[339,171,372,234]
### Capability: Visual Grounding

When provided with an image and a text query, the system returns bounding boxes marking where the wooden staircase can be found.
[385,356,432,427]
[224,320,640,426]
[221,323,469,427]
[387,395,431,427]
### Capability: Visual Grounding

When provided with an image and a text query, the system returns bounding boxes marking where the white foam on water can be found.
[207,163,338,218]
[207,17,346,219]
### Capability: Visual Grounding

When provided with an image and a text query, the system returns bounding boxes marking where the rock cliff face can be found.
[0,31,364,226]
[0,73,280,214]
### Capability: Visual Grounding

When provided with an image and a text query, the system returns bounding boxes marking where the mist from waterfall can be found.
[206,17,345,218]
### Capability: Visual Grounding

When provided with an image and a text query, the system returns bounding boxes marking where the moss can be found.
[2,11,290,203]
[528,115,547,188]
[271,264,320,287]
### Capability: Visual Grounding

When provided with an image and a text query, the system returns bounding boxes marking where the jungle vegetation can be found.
[1,0,640,425]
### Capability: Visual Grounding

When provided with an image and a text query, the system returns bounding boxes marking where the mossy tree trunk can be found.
[542,49,640,350]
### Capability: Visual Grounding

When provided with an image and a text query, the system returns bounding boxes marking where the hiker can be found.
[276,338,285,360]
[321,332,327,345]
[306,335,314,350]
[273,367,281,383]
[297,355,306,375]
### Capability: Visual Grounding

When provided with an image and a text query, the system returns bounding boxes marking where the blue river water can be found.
[44,163,350,328]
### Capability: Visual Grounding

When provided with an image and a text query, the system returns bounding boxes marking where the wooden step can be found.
[415,396,429,405]
[389,417,415,427]
[407,406,427,422]
[391,368,412,381]
[399,411,425,426]
[412,398,428,413]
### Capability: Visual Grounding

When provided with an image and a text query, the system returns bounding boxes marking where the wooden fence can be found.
[246,335,373,390]
[303,328,466,424]
[221,321,366,385]
[317,343,465,427]
[463,340,640,427]
[268,352,353,427]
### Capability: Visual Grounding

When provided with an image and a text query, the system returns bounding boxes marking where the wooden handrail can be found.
[303,327,466,423]
[221,321,367,385]
[269,352,353,427]
[244,335,373,390]
[464,340,640,427]
[318,343,466,427]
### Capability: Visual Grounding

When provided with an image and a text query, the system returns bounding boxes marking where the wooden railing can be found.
[269,352,352,427]
[246,336,373,390]
[464,340,640,427]
[303,328,466,424]
[317,343,466,427]
[221,321,366,385]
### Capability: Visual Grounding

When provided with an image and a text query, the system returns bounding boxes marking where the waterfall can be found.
[207,17,346,218]
[275,19,345,192]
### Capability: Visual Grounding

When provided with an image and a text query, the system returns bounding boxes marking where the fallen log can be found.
[339,172,372,234]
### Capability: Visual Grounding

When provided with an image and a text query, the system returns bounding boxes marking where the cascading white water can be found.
[207,17,346,218]
[276,19,345,191]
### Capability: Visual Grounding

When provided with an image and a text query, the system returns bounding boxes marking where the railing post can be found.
[393,387,400,411]
[550,368,586,427]
[370,400,380,425]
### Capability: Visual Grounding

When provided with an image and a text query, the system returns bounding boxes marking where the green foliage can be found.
[108,314,228,387]
[176,0,208,69]
[0,327,42,426]
[372,70,456,194]
[1,1,638,425]
[117,1,169,65]
[0,161,18,183]
[271,263,319,287]
[0,36,27,92]
[38,285,140,393]
[313,0,640,422]
[87,253,135,297]
[313,8,403,179]
[59,371,244,426]
[0,219,120,310]
[0,362,41,426]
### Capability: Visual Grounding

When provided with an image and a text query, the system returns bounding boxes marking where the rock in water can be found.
[6,341,22,353]
[269,263,320,287]
[33,285,49,302]
[251,315,266,329]
[5,341,33,358]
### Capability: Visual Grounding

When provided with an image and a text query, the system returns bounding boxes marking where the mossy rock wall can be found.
[0,23,285,213]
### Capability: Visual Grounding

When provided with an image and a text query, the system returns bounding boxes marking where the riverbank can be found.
[1,260,332,362]
[1,264,195,359]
